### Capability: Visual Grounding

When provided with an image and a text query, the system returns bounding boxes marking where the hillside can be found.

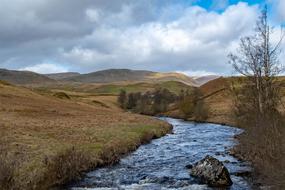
[163,77,235,125]
[0,81,171,189]
[145,72,198,86]
[194,75,220,86]
[62,69,199,86]
[0,68,219,87]
[0,69,55,85]
[45,72,80,80]
[199,77,233,125]
[42,80,194,96]
[63,69,154,83]
[200,77,229,94]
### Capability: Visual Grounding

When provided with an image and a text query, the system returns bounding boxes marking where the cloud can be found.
[61,2,258,74]
[268,0,285,23]
[0,0,92,46]
[86,9,101,23]
[0,0,268,75]
[20,63,68,74]
[278,1,285,21]
[211,0,229,11]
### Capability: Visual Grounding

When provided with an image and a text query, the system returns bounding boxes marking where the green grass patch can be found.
[92,81,193,95]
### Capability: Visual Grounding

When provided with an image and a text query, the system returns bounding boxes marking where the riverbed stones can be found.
[189,155,233,187]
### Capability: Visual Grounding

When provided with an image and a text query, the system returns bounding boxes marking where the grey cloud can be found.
[0,0,268,75]
[61,3,258,74]
[0,0,137,70]
[0,0,93,45]
[0,0,196,45]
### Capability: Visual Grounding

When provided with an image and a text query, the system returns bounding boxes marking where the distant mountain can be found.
[145,72,198,86]
[0,69,55,85]
[62,69,199,86]
[194,75,220,86]
[63,69,154,83]
[45,72,80,80]
[0,68,219,86]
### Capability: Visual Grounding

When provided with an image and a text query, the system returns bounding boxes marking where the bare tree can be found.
[229,7,285,186]
[229,7,284,118]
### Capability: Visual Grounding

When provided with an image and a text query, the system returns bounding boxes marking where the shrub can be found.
[117,89,127,109]
[0,80,11,86]
[92,100,110,108]
[229,8,285,188]
[45,147,92,186]
[0,153,16,190]
[234,113,285,187]
[179,88,209,120]
[193,100,209,121]
[53,92,71,99]
[179,95,195,118]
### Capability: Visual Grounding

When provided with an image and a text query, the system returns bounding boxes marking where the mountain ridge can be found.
[0,68,219,86]
[61,69,199,86]
[45,72,80,80]
[0,68,55,85]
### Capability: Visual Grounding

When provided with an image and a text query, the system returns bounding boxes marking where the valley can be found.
[1,1,285,189]
[0,73,173,189]
[0,68,284,189]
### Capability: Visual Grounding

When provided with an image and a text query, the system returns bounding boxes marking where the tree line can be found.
[178,88,209,121]
[118,87,209,120]
[118,88,177,115]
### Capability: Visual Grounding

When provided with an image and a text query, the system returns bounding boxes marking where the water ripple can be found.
[70,117,251,190]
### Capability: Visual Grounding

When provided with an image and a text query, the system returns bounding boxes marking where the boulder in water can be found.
[189,155,233,187]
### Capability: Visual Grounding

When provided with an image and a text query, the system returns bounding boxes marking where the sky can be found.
[0,0,285,76]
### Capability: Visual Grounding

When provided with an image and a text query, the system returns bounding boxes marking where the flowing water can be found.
[70,117,252,190]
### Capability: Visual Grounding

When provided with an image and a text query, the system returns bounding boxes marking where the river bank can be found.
[0,83,173,189]
[70,117,252,189]
[158,112,276,189]
[0,80,273,189]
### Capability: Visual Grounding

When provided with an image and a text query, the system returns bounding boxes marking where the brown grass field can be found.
[163,77,236,125]
[1,76,285,189]
[0,81,172,189]
[166,77,285,126]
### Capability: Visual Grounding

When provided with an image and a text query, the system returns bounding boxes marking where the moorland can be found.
[0,68,284,189]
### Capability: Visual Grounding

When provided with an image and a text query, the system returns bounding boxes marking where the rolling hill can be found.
[50,80,195,95]
[0,68,55,85]
[62,69,154,83]
[45,72,80,80]
[0,80,170,189]
[0,68,219,87]
[194,75,220,86]
[61,69,200,86]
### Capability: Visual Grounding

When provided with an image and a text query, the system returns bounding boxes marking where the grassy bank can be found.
[8,75,285,189]
[163,77,285,188]
[0,82,172,189]
[33,80,193,96]
[161,78,236,127]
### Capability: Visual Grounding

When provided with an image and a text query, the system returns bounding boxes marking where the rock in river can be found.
[189,155,233,187]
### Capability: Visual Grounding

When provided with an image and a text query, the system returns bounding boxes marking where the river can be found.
[69,117,251,190]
